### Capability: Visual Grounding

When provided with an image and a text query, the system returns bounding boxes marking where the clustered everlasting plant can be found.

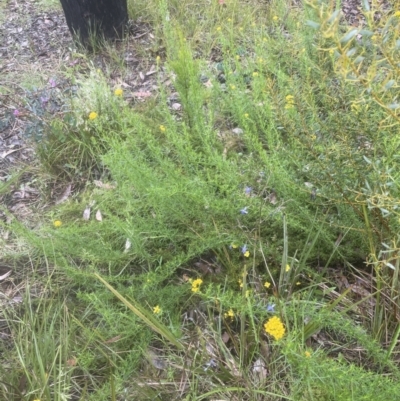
[190,278,203,293]
[264,316,286,341]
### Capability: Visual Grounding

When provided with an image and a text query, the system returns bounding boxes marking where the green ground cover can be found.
[2,0,400,399]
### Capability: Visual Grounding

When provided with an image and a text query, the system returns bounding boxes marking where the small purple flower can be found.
[241,244,248,254]
[13,109,20,116]
[40,96,50,104]
[49,78,57,88]
[244,186,252,196]
[203,358,217,371]
[240,206,249,215]
[266,304,275,312]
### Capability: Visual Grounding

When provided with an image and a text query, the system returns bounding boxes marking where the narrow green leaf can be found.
[340,29,358,44]
[94,273,184,350]
[354,56,365,64]
[359,29,374,37]
[346,47,357,57]
[306,20,320,29]
[362,0,370,11]
[327,10,340,24]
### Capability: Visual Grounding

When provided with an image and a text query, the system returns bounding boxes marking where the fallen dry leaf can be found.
[55,184,72,204]
[0,270,12,281]
[124,238,132,253]
[231,127,243,135]
[182,274,191,282]
[132,91,152,98]
[147,349,167,370]
[146,66,157,76]
[66,357,77,367]
[95,209,102,221]
[93,180,116,190]
[1,148,21,159]
[83,206,91,220]
[104,335,122,344]
[221,331,230,343]
[252,357,268,382]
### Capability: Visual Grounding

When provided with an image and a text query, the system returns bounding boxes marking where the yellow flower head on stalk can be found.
[53,220,62,228]
[238,278,243,288]
[159,125,166,132]
[88,111,98,120]
[264,316,285,340]
[153,305,161,314]
[191,278,203,293]
[272,16,279,21]
[114,88,123,97]
[264,281,271,289]
[243,250,250,257]
[305,351,311,358]
[394,11,400,17]
[224,309,235,319]
[285,95,295,110]
[285,264,291,272]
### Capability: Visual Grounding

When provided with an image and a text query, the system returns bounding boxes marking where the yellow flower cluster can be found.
[264,281,271,289]
[159,125,166,132]
[224,309,235,319]
[264,316,285,340]
[191,278,203,293]
[114,88,123,97]
[395,11,400,17]
[284,95,295,110]
[53,220,62,227]
[88,111,98,120]
[153,305,161,314]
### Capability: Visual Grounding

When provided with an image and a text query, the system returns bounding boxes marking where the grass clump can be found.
[2,0,400,399]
